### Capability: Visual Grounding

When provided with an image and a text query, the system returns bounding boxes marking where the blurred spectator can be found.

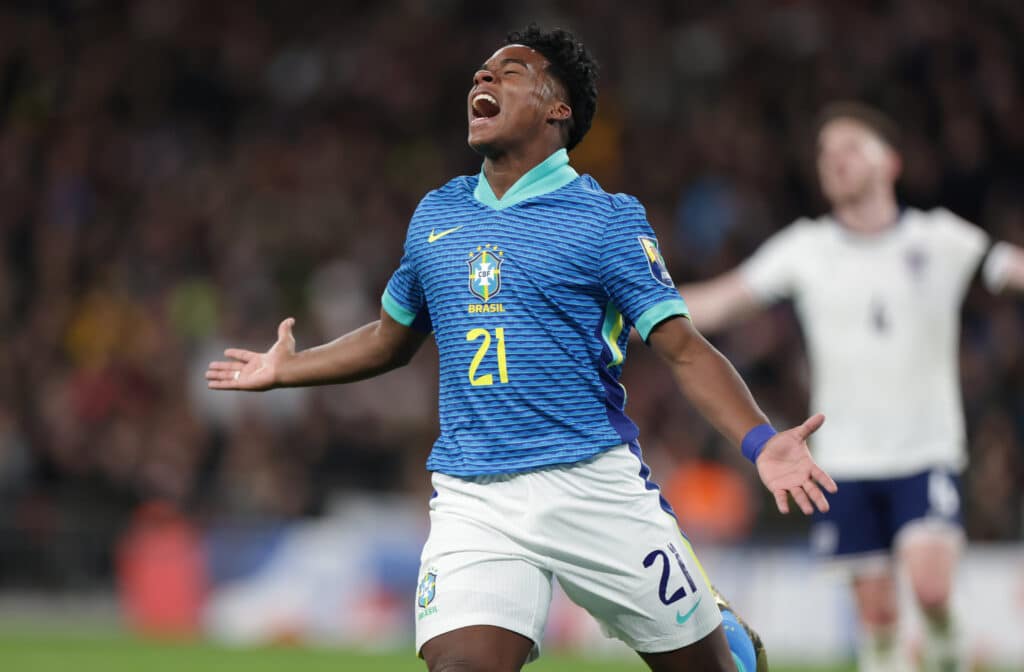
[663,459,757,544]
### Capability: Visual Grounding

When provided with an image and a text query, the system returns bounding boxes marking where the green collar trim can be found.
[474,149,579,210]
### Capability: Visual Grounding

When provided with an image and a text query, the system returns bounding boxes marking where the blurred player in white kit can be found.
[679,102,1024,672]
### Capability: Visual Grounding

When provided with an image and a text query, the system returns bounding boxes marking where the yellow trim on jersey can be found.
[601,303,626,368]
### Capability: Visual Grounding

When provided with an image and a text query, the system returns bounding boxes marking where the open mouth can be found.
[471,93,501,121]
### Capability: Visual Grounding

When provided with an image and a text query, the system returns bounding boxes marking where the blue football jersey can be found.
[383,149,688,476]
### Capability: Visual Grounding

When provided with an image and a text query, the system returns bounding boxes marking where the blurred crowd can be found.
[1,0,1022,588]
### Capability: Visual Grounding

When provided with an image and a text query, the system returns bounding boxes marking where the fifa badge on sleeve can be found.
[637,236,674,287]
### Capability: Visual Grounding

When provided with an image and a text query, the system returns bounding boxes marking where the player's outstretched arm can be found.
[648,316,837,515]
[676,270,763,335]
[986,242,1024,293]
[205,308,429,391]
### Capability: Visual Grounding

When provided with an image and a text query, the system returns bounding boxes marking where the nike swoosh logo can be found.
[676,596,702,625]
[427,226,462,243]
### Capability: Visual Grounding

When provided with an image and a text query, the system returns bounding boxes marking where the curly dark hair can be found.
[506,25,598,151]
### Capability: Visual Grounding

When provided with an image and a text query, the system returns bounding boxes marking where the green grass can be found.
[0,629,859,672]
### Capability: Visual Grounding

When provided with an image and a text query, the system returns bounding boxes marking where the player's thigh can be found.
[809,477,889,564]
[545,444,722,654]
[889,468,964,539]
[637,624,736,672]
[414,551,552,658]
[416,475,553,662]
[420,625,535,672]
[892,469,964,614]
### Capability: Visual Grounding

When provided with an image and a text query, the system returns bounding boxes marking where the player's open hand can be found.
[756,413,837,515]
[205,318,296,391]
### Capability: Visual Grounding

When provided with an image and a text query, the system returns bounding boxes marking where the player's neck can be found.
[833,192,900,235]
[482,143,564,199]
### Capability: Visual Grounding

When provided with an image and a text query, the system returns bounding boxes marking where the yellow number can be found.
[495,328,509,384]
[467,328,493,386]
[466,327,509,386]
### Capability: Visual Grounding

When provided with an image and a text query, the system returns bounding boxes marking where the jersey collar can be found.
[474,148,579,211]
[831,205,907,244]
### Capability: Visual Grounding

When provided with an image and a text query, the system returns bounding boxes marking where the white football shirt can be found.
[740,208,990,479]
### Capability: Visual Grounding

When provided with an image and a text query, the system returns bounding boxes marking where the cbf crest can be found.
[468,244,504,302]
[417,570,437,609]
[637,236,674,287]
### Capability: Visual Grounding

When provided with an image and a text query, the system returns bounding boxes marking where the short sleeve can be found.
[739,222,810,303]
[382,221,432,333]
[599,200,689,341]
[928,208,990,290]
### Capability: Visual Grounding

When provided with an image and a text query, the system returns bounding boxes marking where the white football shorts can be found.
[414,443,723,662]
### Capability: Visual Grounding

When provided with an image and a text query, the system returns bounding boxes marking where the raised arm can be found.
[646,315,836,515]
[679,222,811,334]
[984,241,1024,293]
[677,270,764,334]
[205,308,429,391]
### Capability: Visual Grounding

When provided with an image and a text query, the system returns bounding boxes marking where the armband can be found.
[741,423,777,464]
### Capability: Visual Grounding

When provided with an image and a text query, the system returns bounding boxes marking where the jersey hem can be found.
[427,442,630,478]
[816,456,966,481]
[635,298,689,341]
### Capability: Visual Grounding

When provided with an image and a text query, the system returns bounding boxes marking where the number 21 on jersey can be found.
[466,328,509,386]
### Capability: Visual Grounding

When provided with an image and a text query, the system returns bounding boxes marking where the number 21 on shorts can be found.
[466,328,509,386]
[643,541,698,605]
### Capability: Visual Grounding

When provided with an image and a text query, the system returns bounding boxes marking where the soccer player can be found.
[678,102,1024,672]
[207,26,836,672]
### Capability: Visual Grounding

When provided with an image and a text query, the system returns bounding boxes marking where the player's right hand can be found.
[205,318,296,391]
[756,413,838,515]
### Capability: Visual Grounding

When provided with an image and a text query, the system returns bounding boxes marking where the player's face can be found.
[467,44,567,156]
[817,119,897,206]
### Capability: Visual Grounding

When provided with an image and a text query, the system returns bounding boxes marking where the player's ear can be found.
[547,100,572,124]
[888,149,903,181]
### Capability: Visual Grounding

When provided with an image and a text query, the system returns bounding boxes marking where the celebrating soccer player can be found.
[679,102,1024,672]
[207,26,837,672]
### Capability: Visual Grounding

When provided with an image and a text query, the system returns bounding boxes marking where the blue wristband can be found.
[741,423,777,464]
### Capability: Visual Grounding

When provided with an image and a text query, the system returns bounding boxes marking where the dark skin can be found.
[467,44,572,197]
[207,42,836,672]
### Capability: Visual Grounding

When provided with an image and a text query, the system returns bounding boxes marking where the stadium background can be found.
[0,0,1021,669]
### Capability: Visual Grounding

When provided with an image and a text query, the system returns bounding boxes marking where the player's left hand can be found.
[756,413,837,515]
